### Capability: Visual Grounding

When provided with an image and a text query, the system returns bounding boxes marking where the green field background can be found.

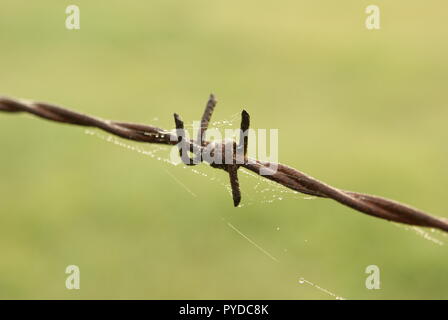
[1,1,447,299]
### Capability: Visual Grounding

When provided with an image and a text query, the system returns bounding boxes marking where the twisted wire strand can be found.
[1,95,447,233]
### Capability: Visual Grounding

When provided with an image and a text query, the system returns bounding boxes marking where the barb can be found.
[1,95,448,233]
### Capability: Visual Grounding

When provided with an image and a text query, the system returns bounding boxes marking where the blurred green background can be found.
[1,0,447,299]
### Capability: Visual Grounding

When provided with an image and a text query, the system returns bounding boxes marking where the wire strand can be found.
[1,95,447,233]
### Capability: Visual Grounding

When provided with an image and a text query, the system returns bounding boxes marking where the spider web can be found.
[84,115,347,299]
[84,112,446,299]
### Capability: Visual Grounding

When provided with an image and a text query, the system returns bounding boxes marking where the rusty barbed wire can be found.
[1,94,447,233]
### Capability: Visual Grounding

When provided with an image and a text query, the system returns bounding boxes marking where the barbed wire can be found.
[1,94,447,233]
